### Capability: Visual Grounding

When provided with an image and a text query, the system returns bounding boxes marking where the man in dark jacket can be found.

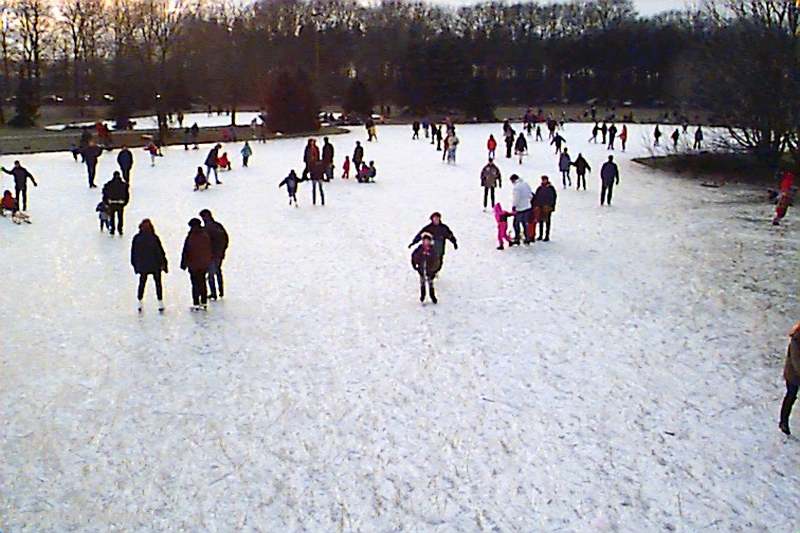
[181,218,213,310]
[82,141,104,188]
[480,159,501,209]
[353,141,364,169]
[321,137,335,181]
[1,160,37,211]
[130,218,168,312]
[199,209,229,300]
[411,233,441,304]
[780,323,800,435]
[205,144,222,184]
[534,175,557,241]
[117,146,134,182]
[409,212,458,265]
[607,123,618,150]
[573,154,591,191]
[600,155,620,206]
[102,171,130,235]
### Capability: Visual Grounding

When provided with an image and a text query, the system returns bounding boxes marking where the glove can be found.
[453,242,459,250]
[408,243,414,249]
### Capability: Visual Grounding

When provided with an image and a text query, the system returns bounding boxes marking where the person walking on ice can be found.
[241,141,253,167]
[1,160,37,212]
[779,321,800,435]
[654,125,662,147]
[180,218,213,311]
[551,133,566,154]
[205,144,223,184]
[607,123,618,150]
[480,158,502,210]
[509,174,533,246]
[117,145,133,182]
[619,124,628,151]
[493,202,514,250]
[411,233,441,304]
[694,126,704,150]
[534,175,557,241]
[130,218,168,313]
[573,153,591,191]
[487,134,497,159]
[600,155,620,206]
[102,171,129,236]
[279,170,300,206]
[200,209,229,301]
[514,132,528,164]
[671,128,680,150]
[409,212,458,268]
[559,149,572,188]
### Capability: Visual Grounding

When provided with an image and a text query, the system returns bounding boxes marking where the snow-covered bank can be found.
[1,123,797,531]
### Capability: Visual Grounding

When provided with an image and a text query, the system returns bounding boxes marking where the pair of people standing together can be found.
[130,209,229,312]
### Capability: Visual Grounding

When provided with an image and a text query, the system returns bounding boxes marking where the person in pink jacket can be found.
[619,124,628,151]
[493,202,514,250]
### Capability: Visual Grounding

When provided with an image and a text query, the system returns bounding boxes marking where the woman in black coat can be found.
[131,218,168,312]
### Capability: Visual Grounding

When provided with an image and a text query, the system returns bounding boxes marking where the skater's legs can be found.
[207,260,220,298]
[137,274,148,301]
[781,382,799,430]
[153,271,163,300]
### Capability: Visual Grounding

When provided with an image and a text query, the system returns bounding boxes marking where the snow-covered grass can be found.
[44,111,264,132]
[1,123,798,531]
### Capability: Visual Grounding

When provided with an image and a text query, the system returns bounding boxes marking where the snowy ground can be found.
[1,123,798,531]
[44,111,264,132]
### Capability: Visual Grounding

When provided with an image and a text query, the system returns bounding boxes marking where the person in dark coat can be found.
[130,218,168,312]
[480,159,501,209]
[180,218,213,310]
[573,153,591,191]
[82,141,104,188]
[190,123,200,149]
[199,209,229,300]
[205,144,222,184]
[514,133,528,164]
[117,145,134,182]
[409,212,458,265]
[101,171,130,235]
[780,322,800,435]
[671,128,680,150]
[607,123,618,150]
[353,141,364,169]
[654,125,662,146]
[279,170,300,206]
[412,121,420,139]
[1,160,37,211]
[694,126,704,150]
[600,155,620,206]
[600,123,608,145]
[302,139,320,180]
[504,126,515,159]
[551,133,566,154]
[321,137,335,181]
[411,233,441,304]
[533,175,557,241]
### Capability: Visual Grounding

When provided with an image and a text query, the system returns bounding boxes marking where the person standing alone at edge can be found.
[480,158,502,211]
[1,161,37,211]
[130,218,168,313]
[199,209,229,301]
[779,321,800,435]
[534,175,557,241]
[600,155,619,206]
[102,171,130,235]
[181,218,213,311]
[117,145,133,182]
[509,174,533,246]
[82,140,104,188]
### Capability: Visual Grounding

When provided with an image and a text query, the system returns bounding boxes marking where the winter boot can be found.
[158,300,165,312]
[419,282,427,303]
[429,284,438,304]
[779,421,791,435]
[137,300,143,313]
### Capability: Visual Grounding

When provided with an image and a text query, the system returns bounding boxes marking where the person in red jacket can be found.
[180,218,213,310]
[487,134,497,159]
[780,169,795,193]
[619,124,628,151]
[217,152,232,171]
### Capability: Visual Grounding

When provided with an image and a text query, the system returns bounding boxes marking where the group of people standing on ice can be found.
[412,118,460,164]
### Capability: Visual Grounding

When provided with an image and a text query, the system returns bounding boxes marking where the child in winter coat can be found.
[1,190,30,223]
[241,141,253,167]
[487,135,497,159]
[96,200,111,231]
[194,167,209,191]
[342,156,351,179]
[411,232,441,304]
[217,152,232,171]
[493,202,514,250]
[279,170,300,206]
[146,141,159,166]
[774,192,791,225]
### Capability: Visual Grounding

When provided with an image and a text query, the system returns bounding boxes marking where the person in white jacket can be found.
[510,174,533,245]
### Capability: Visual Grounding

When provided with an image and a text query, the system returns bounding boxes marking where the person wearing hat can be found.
[180,218,213,310]
[409,212,458,266]
[780,321,800,435]
[411,232,441,304]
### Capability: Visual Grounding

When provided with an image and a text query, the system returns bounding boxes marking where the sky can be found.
[434,0,683,16]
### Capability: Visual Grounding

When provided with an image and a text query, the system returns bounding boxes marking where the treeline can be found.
[1,0,696,119]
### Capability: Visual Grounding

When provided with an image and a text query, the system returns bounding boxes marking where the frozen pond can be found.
[1,123,798,530]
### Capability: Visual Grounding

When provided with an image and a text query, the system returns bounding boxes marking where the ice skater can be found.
[194,167,209,191]
[573,153,591,191]
[1,160,37,211]
[590,123,599,143]
[600,155,620,206]
[102,171,130,235]
[82,140,104,188]
[0,190,30,224]
[694,126,704,150]
[514,132,528,164]
[411,232,441,304]
[241,141,253,167]
[509,174,533,246]
[205,144,222,184]
[671,128,680,150]
[607,123,617,150]
[534,175,557,241]
[654,125,662,147]
[409,212,458,268]
[558,149,572,188]
[487,134,497,159]
[180,218,212,311]
[341,156,351,179]
[117,145,133,181]
[480,158,501,210]
[620,124,628,151]
[779,321,800,435]
[96,200,111,231]
[493,202,514,250]
[200,209,228,301]
[551,133,566,154]
[131,218,168,313]
[279,169,300,206]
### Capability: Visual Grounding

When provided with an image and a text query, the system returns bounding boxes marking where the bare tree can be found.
[14,0,51,83]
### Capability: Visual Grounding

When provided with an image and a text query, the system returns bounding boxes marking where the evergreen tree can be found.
[463,76,495,121]
[9,78,38,128]
[343,78,375,117]
[266,70,320,134]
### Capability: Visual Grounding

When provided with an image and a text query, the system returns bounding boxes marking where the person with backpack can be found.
[130,218,168,313]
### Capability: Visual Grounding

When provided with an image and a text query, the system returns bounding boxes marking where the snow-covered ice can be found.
[44,111,264,131]
[1,123,798,531]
